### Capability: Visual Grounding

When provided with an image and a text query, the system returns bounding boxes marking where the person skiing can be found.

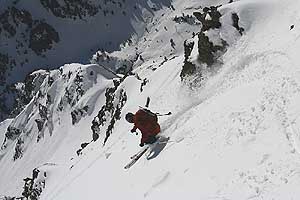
[125,108,160,147]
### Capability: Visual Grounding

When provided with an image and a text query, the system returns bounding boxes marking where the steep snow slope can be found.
[0,63,118,197]
[46,0,300,199]
[2,0,300,199]
[36,0,300,199]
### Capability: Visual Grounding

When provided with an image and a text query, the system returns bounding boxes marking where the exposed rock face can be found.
[29,22,60,55]
[173,13,199,25]
[232,13,244,35]
[2,144,47,199]
[90,78,127,145]
[11,71,48,117]
[0,64,106,162]
[194,6,227,67]
[180,6,244,85]
[0,6,33,88]
[180,39,196,80]
[197,31,227,66]
[71,105,89,125]
[40,0,99,19]
[4,126,21,141]
[21,168,47,200]
[0,6,59,120]
[0,7,32,38]
[193,6,222,32]
[0,53,13,86]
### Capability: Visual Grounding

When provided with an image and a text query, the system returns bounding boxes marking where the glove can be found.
[139,142,144,147]
[131,129,138,135]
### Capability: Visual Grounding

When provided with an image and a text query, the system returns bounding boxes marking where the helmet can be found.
[125,112,134,123]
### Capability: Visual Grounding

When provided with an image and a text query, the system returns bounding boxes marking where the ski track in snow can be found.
[144,171,171,198]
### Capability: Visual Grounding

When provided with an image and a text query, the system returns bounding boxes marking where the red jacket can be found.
[132,109,160,144]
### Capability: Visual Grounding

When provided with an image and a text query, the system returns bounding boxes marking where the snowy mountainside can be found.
[0,0,172,120]
[2,0,300,199]
[0,63,118,197]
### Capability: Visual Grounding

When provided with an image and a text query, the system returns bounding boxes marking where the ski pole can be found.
[156,111,172,116]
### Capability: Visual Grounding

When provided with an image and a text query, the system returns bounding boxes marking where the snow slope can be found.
[2,0,300,199]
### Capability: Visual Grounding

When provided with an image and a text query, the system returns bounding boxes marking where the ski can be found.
[125,136,170,169]
[130,146,148,159]
[124,146,149,169]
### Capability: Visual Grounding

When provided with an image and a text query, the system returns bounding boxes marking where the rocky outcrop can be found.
[90,77,127,145]
[11,71,48,117]
[40,0,99,19]
[232,13,244,35]
[0,53,14,86]
[194,6,227,67]
[197,31,227,66]
[193,6,222,32]
[21,168,47,200]
[0,6,59,120]
[173,13,200,25]
[180,5,244,84]
[29,22,60,55]
[180,39,196,80]
[71,105,89,125]
[0,167,47,199]
[0,7,33,38]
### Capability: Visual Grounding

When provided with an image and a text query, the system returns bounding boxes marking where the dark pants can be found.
[145,135,158,144]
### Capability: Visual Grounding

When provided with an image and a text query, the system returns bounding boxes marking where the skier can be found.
[125,108,160,147]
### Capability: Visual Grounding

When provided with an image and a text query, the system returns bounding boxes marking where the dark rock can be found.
[40,0,99,19]
[90,77,127,145]
[198,32,227,66]
[181,5,229,84]
[13,138,24,160]
[35,119,45,132]
[80,142,89,149]
[232,13,244,35]
[5,126,21,140]
[193,6,222,32]
[173,13,198,25]
[71,105,89,125]
[0,53,10,86]
[11,71,48,117]
[29,22,60,55]
[140,78,149,92]
[0,7,33,38]
[38,104,48,120]
[180,40,196,80]
[21,168,45,200]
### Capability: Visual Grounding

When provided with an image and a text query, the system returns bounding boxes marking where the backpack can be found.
[139,108,158,123]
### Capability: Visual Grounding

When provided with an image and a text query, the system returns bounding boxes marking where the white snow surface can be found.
[2,0,300,199]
